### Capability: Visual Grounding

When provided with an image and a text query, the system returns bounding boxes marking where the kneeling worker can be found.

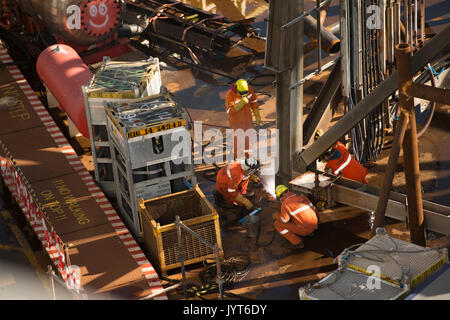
[214,158,261,211]
[273,185,318,249]
[315,129,368,184]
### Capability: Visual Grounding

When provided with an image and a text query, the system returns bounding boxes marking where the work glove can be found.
[235,194,254,210]
[234,96,249,111]
[250,174,261,184]
[254,109,262,126]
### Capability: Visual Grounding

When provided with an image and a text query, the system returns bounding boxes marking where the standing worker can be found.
[273,185,318,249]
[214,158,261,212]
[315,129,368,184]
[225,79,261,159]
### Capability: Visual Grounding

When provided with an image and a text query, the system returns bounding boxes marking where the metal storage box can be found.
[104,93,189,168]
[344,233,448,289]
[299,268,409,300]
[138,185,223,275]
[105,93,196,238]
[82,57,162,196]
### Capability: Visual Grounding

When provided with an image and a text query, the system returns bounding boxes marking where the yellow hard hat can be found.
[236,79,249,95]
[275,185,289,198]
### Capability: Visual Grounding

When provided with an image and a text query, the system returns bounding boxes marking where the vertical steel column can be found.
[274,0,305,186]
[395,43,426,246]
[394,1,401,45]
[316,0,322,73]
[420,0,425,44]
[289,0,305,180]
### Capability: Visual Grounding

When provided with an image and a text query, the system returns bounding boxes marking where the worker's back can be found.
[215,163,246,203]
[281,193,318,234]
[325,142,368,183]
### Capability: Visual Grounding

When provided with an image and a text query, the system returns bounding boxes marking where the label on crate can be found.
[126,120,186,139]
[88,91,136,99]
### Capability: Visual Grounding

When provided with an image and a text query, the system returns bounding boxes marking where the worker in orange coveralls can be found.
[213,158,261,211]
[273,185,318,249]
[225,79,261,159]
[315,129,368,184]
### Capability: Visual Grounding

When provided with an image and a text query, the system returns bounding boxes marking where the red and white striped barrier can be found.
[0,45,166,300]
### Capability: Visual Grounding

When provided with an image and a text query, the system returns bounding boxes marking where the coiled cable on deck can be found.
[183,255,253,299]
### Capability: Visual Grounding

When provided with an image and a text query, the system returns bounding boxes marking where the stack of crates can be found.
[104,93,197,237]
[299,229,448,300]
[82,57,162,197]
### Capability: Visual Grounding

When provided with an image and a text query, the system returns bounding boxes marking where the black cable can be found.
[184,255,251,299]
[256,221,277,248]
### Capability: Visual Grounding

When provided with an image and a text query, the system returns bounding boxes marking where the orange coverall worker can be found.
[225,84,260,159]
[325,141,368,184]
[274,192,318,246]
[215,163,250,205]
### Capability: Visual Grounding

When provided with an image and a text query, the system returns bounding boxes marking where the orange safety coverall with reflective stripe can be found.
[215,163,249,205]
[225,84,259,159]
[325,141,368,184]
[273,192,318,246]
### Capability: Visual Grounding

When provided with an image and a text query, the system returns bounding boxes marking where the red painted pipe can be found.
[36,44,92,138]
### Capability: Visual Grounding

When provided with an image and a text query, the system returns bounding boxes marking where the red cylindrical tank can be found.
[36,44,92,138]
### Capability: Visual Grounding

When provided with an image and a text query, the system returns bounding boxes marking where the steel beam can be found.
[330,183,450,236]
[295,23,450,171]
[290,172,450,236]
[303,58,342,145]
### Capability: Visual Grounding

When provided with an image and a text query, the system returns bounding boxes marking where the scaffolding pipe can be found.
[303,15,341,54]
[395,43,426,246]
[281,0,331,30]
[406,83,450,105]
[372,110,409,235]
[316,0,322,73]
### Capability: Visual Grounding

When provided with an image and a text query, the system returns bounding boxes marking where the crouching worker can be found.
[273,185,318,249]
[213,158,261,212]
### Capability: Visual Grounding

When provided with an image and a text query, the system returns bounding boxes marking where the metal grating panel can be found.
[345,234,448,288]
[301,268,408,300]
[406,264,450,300]
[162,220,217,266]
